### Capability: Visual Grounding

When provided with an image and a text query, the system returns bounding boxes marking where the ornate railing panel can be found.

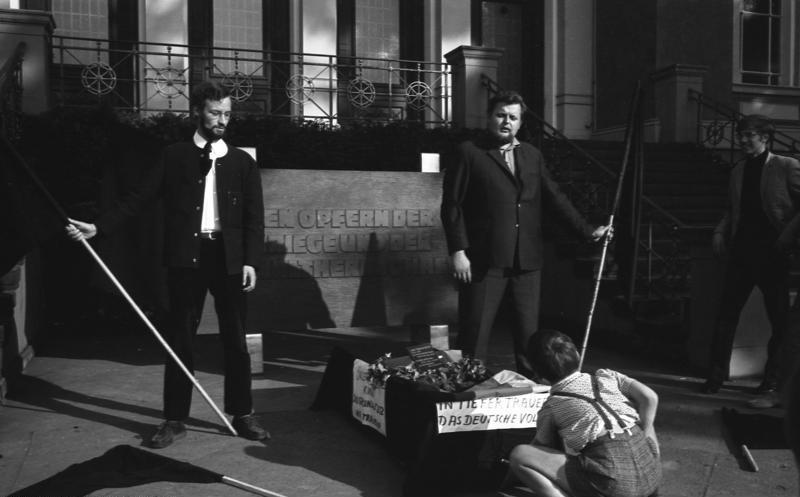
[690,88,800,166]
[1,42,26,142]
[51,36,451,126]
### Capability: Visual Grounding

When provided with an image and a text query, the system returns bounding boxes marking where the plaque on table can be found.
[407,343,450,371]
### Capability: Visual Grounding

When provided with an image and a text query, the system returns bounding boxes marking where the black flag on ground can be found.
[9,445,284,497]
[8,445,220,496]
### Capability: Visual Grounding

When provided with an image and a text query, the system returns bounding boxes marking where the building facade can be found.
[2,0,799,143]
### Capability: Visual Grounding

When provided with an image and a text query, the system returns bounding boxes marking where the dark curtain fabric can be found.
[0,137,62,277]
[9,445,222,497]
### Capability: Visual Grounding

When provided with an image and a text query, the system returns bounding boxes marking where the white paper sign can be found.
[435,392,549,433]
[351,359,387,436]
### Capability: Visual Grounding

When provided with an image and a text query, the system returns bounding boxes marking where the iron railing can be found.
[1,42,26,142]
[690,88,800,166]
[51,35,451,127]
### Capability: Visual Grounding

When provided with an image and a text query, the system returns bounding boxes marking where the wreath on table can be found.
[365,353,491,393]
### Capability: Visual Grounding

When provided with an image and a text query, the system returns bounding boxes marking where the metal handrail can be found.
[0,42,26,141]
[482,74,699,300]
[51,35,451,126]
[482,73,686,230]
[689,88,800,166]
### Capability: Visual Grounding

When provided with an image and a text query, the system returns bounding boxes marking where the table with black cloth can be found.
[311,346,538,496]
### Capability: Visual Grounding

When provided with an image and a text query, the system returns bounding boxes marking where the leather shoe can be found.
[232,414,270,441]
[149,420,186,449]
[755,379,778,395]
[747,391,781,409]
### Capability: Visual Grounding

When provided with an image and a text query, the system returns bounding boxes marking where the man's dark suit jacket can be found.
[441,138,592,271]
[96,141,265,275]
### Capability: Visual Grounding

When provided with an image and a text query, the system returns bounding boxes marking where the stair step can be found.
[645,183,727,195]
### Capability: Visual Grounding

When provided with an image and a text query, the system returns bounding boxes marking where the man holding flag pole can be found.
[67,81,268,448]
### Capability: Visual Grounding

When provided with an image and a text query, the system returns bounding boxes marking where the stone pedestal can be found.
[444,45,504,129]
[651,64,708,143]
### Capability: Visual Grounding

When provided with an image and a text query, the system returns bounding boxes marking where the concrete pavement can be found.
[0,318,797,497]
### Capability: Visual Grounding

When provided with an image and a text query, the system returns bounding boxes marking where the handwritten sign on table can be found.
[435,392,549,433]
[352,359,387,436]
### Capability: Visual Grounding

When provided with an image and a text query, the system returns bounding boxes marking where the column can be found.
[544,0,594,139]
[444,45,504,129]
[651,64,708,143]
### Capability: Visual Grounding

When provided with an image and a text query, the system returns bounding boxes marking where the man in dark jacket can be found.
[67,81,268,447]
[704,114,800,409]
[440,91,607,378]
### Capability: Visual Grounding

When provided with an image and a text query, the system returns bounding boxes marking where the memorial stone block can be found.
[245,169,457,336]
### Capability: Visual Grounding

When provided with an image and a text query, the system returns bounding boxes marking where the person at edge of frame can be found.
[507,329,661,497]
[703,113,800,411]
[66,80,269,448]
[440,90,610,379]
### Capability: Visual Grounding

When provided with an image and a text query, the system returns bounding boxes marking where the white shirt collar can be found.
[193,131,228,158]
[499,137,520,152]
[551,371,582,390]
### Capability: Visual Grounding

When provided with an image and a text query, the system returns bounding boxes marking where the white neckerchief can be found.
[500,138,520,175]
[194,131,228,233]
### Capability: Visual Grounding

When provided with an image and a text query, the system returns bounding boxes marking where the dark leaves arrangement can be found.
[365,353,491,393]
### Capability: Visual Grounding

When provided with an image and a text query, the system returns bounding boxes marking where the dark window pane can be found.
[744,0,772,13]
[770,16,781,74]
[742,73,769,84]
[772,0,781,15]
[742,14,770,72]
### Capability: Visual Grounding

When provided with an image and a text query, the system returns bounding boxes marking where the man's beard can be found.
[203,125,226,141]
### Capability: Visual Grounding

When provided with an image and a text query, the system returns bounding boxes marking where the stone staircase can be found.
[542,139,730,352]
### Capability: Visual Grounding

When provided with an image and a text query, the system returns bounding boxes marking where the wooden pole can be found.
[578,82,643,371]
[77,237,238,436]
[1,132,236,436]
[222,476,290,497]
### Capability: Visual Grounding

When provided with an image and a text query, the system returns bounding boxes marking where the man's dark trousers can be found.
[708,245,789,384]
[163,236,252,420]
[457,267,540,378]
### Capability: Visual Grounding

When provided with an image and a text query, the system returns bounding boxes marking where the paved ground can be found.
[0,315,797,497]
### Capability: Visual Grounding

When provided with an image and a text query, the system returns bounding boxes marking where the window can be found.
[355,0,400,84]
[51,0,109,64]
[739,0,781,84]
[735,0,800,87]
[213,0,263,75]
[481,1,523,94]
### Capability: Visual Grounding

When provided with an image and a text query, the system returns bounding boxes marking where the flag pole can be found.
[578,81,643,371]
[77,237,237,436]
[1,132,237,436]
[221,476,290,497]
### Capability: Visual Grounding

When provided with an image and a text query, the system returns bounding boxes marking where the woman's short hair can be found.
[527,329,580,384]
[190,81,231,112]
[487,90,528,116]
[736,114,775,138]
